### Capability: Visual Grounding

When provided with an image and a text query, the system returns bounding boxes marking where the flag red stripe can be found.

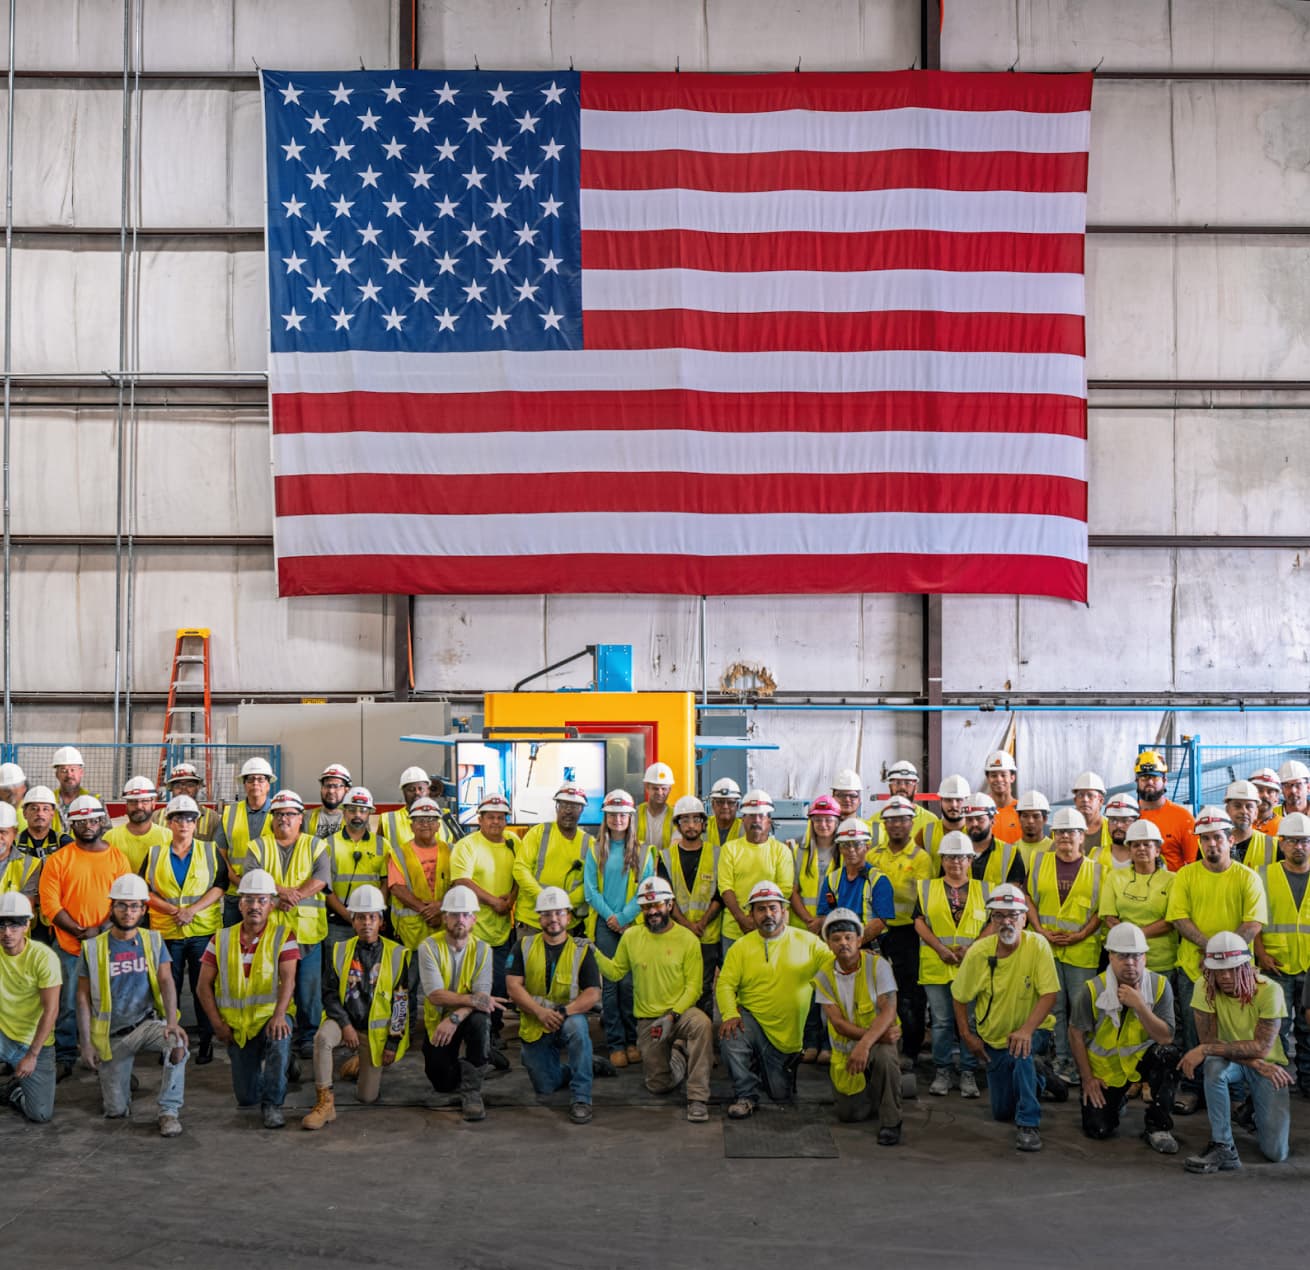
[580,71,1093,115]
[584,309,1086,356]
[277,549,1088,601]
[274,472,1087,519]
[582,148,1089,194]
[271,389,1088,437]
[581,229,1085,274]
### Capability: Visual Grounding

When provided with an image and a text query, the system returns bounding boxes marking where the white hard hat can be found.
[0,891,33,919]
[1278,812,1310,839]
[746,880,786,906]
[602,789,636,814]
[1203,931,1251,970]
[709,777,742,801]
[1249,768,1281,791]
[108,874,149,902]
[1224,780,1260,803]
[343,786,376,811]
[268,789,305,814]
[1124,819,1163,844]
[1104,794,1140,819]
[1105,922,1149,955]
[399,765,430,788]
[821,907,864,937]
[51,746,84,768]
[238,869,278,896]
[835,816,872,843]
[553,782,588,806]
[964,793,997,815]
[739,789,774,815]
[643,762,675,786]
[885,759,918,781]
[1015,790,1051,814]
[672,795,706,820]
[408,797,442,819]
[1279,760,1310,783]
[830,768,862,793]
[937,830,975,857]
[937,774,970,800]
[984,750,1017,774]
[880,795,916,819]
[121,776,157,799]
[1194,806,1234,835]
[164,795,200,818]
[1071,771,1107,794]
[166,762,200,786]
[66,795,105,823]
[534,885,573,914]
[347,884,386,914]
[636,876,674,904]
[1050,807,1087,833]
[21,785,55,807]
[476,794,511,816]
[320,763,352,784]
[986,883,1027,912]
[240,756,274,779]
[0,803,15,830]
[441,885,480,914]
[0,762,25,787]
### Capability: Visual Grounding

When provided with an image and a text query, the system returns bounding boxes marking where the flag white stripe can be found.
[269,348,1087,398]
[274,429,1086,480]
[583,268,1085,316]
[581,107,1091,156]
[277,510,1089,564]
[581,187,1086,236]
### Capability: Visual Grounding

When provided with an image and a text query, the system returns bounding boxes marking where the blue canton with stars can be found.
[263,70,581,354]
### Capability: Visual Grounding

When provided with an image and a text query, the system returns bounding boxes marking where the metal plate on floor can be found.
[723,1113,839,1158]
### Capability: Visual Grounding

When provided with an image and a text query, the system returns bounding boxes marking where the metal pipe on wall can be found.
[2,0,14,743]
[122,0,143,748]
[697,703,1310,715]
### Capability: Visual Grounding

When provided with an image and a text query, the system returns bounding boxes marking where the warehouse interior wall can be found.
[6,0,1308,801]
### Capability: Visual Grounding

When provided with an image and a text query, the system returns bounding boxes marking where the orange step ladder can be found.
[158,628,213,794]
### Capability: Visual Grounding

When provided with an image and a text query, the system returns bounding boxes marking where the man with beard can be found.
[718,881,835,1118]
[1278,760,1310,824]
[706,777,743,849]
[323,787,389,953]
[1072,771,1112,856]
[636,762,677,853]
[0,892,60,1123]
[963,794,1026,887]
[380,766,451,851]
[152,763,221,841]
[1135,750,1196,872]
[215,757,276,927]
[952,883,1061,1153]
[50,747,95,835]
[1250,768,1282,833]
[513,783,591,936]
[718,790,797,952]
[1091,794,1139,869]
[18,785,71,863]
[76,874,188,1136]
[919,775,970,873]
[660,796,723,1016]
[307,764,353,840]
[1067,921,1180,1153]
[1225,780,1278,869]
[872,759,938,846]
[104,777,171,872]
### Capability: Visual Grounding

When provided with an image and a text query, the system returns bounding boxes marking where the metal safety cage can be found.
[1137,739,1310,814]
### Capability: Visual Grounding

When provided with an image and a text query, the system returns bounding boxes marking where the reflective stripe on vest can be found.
[215,924,292,1048]
[0,849,39,895]
[221,800,273,893]
[1083,970,1165,1083]
[328,832,386,901]
[146,840,222,939]
[85,928,165,1062]
[660,842,720,923]
[422,935,490,1036]
[814,954,882,1055]
[253,835,327,944]
[1033,851,1102,931]
[517,932,591,1044]
[1258,863,1310,975]
[331,935,410,1066]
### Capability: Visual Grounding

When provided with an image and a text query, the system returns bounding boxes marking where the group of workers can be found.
[1,741,1308,1173]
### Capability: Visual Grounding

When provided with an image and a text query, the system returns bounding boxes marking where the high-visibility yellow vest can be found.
[813,952,890,1095]
[326,831,389,907]
[220,800,275,895]
[214,924,295,1048]
[921,818,967,876]
[387,837,451,951]
[1029,851,1103,968]
[1258,862,1310,976]
[104,823,172,873]
[513,823,592,928]
[917,878,990,984]
[1082,969,1167,1085]
[145,840,223,940]
[0,848,40,897]
[636,804,675,851]
[820,861,890,928]
[661,842,721,944]
[249,834,328,945]
[331,936,410,1065]
[1239,831,1279,871]
[84,927,166,1062]
[867,841,932,926]
[1016,835,1052,870]
[790,840,835,929]
[977,839,1023,888]
[872,802,938,845]
[706,817,742,849]
[420,932,490,1038]
[516,932,588,1044]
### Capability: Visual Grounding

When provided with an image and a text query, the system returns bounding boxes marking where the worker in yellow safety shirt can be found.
[717,880,835,1119]
[814,906,902,1143]
[920,774,970,874]
[1225,780,1279,869]
[636,762,676,852]
[1164,805,1267,1114]
[1090,794,1139,870]
[659,795,723,1017]
[151,762,221,841]
[104,776,172,873]
[512,782,591,935]
[718,790,797,955]
[1253,813,1310,1097]
[706,777,743,849]
[379,765,451,851]
[1071,771,1112,855]
[0,890,60,1123]
[323,787,389,952]
[872,759,938,845]
[984,750,1021,845]
[1025,806,1103,1087]
[306,763,352,840]
[1098,819,1177,978]
[215,756,276,927]
[1013,790,1052,868]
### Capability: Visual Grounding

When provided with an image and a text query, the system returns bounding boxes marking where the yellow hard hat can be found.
[1134,750,1168,776]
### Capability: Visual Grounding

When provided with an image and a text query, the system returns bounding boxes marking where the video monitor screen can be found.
[454,739,608,826]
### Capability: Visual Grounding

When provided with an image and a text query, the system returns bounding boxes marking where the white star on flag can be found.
[282,307,304,330]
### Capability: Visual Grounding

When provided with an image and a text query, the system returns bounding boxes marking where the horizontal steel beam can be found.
[14,534,273,548]
[1089,535,1308,549]
[7,690,386,706]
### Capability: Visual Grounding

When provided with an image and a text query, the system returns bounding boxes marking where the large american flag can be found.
[262,70,1091,600]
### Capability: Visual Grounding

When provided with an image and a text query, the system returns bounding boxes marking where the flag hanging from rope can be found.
[262,70,1091,600]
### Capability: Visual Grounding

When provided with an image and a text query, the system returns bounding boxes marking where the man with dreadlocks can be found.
[1181,931,1291,1173]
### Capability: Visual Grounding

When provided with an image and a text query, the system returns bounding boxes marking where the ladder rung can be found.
[175,654,206,663]
[166,732,206,740]
[170,682,207,691]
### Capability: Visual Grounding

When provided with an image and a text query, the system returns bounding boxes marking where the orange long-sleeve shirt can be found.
[37,844,130,954]
[1140,800,1196,872]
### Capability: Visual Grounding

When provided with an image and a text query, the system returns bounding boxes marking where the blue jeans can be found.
[293,940,323,1054]
[593,922,635,1050]
[1268,972,1310,1090]
[1052,960,1098,1064]
[54,944,82,1063]
[519,1014,594,1103]
[1203,1056,1290,1161]
[165,935,214,1046]
[99,1019,188,1118]
[984,1028,1050,1129]
[490,937,511,1042]
[924,982,978,1072]
[0,1030,56,1123]
[720,1008,798,1105]
[228,1026,290,1108]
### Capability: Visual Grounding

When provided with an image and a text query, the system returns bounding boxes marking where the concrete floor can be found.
[5,1032,1308,1269]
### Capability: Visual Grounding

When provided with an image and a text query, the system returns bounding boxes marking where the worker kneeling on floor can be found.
[814,907,903,1144]
[0,891,60,1123]
[303,884,409,1131]
[506,885,603,1125]
[76,873,190,1137]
